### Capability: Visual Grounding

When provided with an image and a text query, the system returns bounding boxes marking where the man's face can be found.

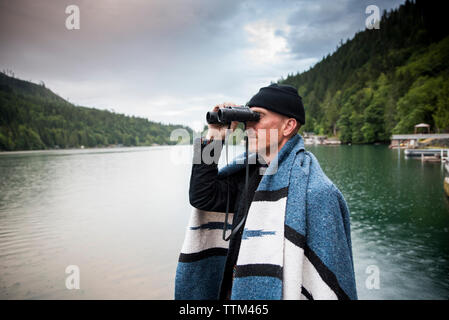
[246,107,286,154]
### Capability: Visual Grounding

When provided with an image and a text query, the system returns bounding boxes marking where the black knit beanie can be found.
[246,83,305,125]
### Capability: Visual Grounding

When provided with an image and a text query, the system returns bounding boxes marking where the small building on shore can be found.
[414,123,431,134]
[303,132,341,145]
[390,133,449,148]
[390,123,449,149]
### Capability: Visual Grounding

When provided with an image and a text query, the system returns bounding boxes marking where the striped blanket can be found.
[175,134,357,300]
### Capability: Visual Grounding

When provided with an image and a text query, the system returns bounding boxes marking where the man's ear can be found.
[283,118,298,137]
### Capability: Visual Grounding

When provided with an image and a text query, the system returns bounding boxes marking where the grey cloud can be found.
[0,0,243,78]
[283,0,405,59]
[0,0,405,129]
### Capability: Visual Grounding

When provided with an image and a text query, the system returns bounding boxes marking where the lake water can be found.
[0,144,448,299]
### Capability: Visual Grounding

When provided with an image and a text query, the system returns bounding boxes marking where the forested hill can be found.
[0,72,192,151]
[280,0,449,144]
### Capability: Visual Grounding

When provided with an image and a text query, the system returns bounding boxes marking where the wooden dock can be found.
[392,134,449,140]
[390,133,449,149]
[403,148,449,163]
[404,149,445,157]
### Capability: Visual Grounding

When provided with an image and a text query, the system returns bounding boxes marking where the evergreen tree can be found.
[282,0,449,143]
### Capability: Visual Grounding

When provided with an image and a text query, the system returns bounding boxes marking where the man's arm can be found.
[189,138,240,212]
[189,102,240,212]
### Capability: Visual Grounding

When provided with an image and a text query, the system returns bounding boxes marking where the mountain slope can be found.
[0,72,192,151]
[280,0,449,143]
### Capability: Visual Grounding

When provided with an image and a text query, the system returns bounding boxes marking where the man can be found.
[175,84,357,300]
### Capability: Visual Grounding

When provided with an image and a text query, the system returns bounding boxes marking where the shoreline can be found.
[0,144,175,155]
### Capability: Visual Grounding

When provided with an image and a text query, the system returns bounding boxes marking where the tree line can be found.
[279,0,449,144]
[0,72,192,151]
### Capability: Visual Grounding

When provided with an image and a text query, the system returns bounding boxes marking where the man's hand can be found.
[206,102,239,140]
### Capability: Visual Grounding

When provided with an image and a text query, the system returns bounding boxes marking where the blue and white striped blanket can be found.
[175,134,357,300]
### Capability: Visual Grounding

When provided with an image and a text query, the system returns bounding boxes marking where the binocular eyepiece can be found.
[206,105,260,125]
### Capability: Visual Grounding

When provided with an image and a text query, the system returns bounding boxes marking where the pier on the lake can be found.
[390,131,449,162]
[390,123,449,150]
[390,133,449,149]
[404,148,449,162]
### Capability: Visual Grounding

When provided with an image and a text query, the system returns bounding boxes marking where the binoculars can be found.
[206,105,260,125]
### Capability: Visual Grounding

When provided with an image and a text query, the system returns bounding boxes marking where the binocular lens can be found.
[206,106,260,125]
[206,111,220,124]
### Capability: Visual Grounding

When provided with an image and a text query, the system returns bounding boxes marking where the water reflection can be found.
[310,144,449,299]
[0,144,448,299]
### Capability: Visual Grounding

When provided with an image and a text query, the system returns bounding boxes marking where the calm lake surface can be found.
[0,143,448,299]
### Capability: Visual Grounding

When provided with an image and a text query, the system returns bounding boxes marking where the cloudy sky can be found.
[0,0,404,131]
